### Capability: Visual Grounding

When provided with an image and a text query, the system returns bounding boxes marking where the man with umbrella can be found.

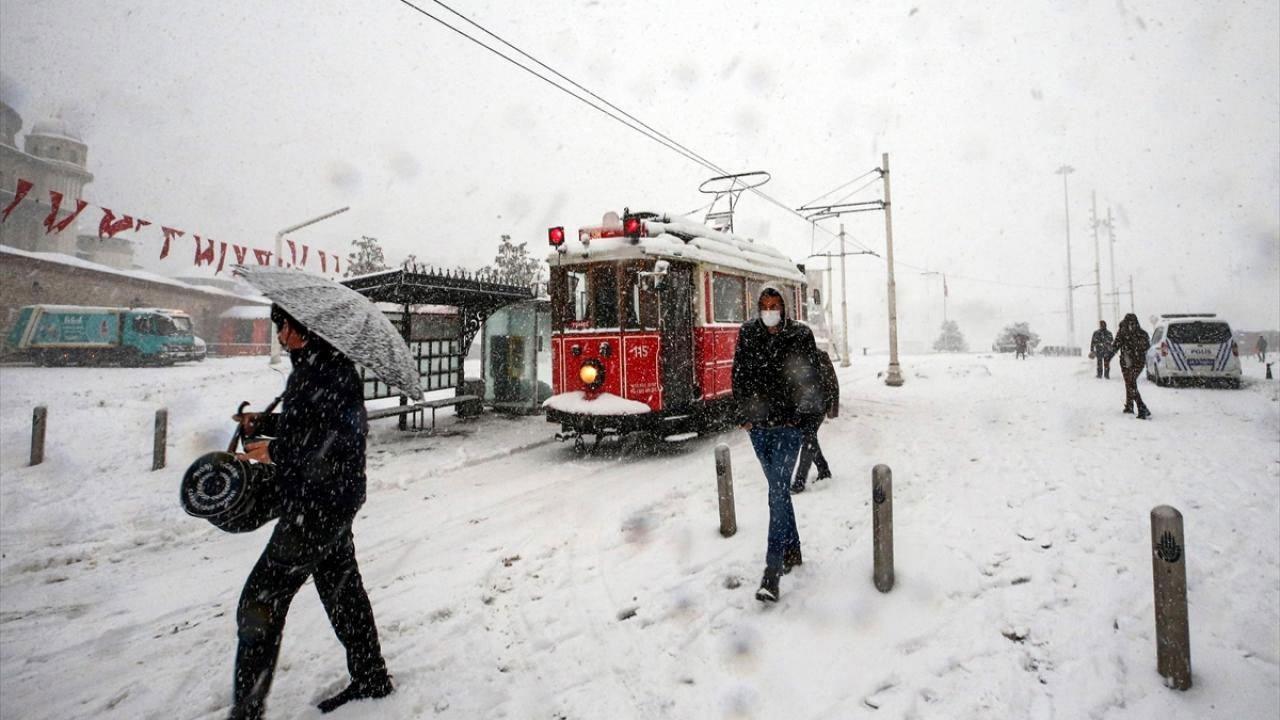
[226,267,423,718]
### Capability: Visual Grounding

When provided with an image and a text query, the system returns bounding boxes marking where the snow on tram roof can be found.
[548,213,805,282]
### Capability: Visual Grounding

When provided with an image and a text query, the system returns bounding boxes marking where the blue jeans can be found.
[749,426,804,573]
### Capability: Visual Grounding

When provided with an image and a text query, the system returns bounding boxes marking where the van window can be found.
[1150,328,1164,344]
[1167,322,1231,344]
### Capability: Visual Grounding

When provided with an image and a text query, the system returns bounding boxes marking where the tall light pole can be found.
[1104,206,1118,327]
[881,153,903,386]
[269,206,351,364]
[1055,165,1076,348]
[1090,191,1103,326]
[921,271,947,324]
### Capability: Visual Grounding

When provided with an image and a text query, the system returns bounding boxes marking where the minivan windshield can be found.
[1167,321,1231,344]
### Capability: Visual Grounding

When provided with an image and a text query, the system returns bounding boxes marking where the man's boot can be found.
[318,674,395,714]
[755,568,781,603]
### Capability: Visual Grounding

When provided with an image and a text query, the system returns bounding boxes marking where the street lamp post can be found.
[1055,165,1076,349]
[269,206,351,364]
[807,247,881,368]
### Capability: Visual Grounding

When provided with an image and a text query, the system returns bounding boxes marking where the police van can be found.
[1145,314,1242,388]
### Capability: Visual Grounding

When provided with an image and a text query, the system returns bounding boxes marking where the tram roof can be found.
[548,214,805,283]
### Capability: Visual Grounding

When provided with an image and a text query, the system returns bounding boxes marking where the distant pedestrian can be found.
[228,306,393,719]
[1257,335,1268,363]
[1090,320,1114,379]
[1015,334,1029,360]
[1112,313,1151,419]
[732,287,825,602]
[791,349,839,494]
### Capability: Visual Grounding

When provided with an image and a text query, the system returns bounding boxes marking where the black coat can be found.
[1112,324,1150,369]
[1091,328,1114,356]
[816,350,840,416]
[731,317,825,427]
[258,340,368,512]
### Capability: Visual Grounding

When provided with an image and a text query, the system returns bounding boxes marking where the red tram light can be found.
[548,226,566,246]
[622,213,644,240]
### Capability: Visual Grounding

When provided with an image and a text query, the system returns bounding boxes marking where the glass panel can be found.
[713,274,746,323]
[594,266,618,328]
[1167,322,1231,344]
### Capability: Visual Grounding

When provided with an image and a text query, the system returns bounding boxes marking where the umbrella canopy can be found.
[235,265,424,400]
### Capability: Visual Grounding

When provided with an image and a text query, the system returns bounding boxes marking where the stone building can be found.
[0,100,133,268]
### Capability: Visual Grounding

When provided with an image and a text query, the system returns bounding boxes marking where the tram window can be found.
[712,273,746,323]
[594,266,619,328]
[568,270,590,323]
[625,268,659,329]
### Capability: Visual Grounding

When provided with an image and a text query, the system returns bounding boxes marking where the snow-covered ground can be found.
[1,354,1277,719]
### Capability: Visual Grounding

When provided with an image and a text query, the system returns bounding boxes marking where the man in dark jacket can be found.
[1090,320,1114,379]
[229,306,392,719]
[1112,313,1151,419]
[791,349,838,494]
[732,287,825,602]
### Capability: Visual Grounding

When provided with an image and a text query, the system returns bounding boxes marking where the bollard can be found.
[1267,362,1273,380]
[872,464,894,592]
[30,405,47,466]
[152,408,168,471]
[1150,505,1191,690]
[715,444,736,538]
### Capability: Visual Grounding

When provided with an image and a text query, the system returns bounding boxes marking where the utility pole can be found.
[839,223,851,367]
[1090,190,1103,326]
[882,152,903,387]
[1105,207,1118,327]
[1056,166,1076,348]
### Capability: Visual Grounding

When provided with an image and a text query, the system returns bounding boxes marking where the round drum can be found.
[181,451,281,533]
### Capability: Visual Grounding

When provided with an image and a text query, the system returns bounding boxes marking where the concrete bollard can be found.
[872,464,894,592]
[1150,505,1191,690]
[715,444,736,538]
[152,408,168,471]
[1267,362,1273,380]
[30,405,47,466]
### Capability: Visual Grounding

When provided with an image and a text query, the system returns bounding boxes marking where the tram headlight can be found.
[578,359,604,388]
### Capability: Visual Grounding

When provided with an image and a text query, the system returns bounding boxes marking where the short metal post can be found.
[715,444,736,538]
[30,406,47,466]
[152,408,168,471]
[1267,362,1273,380]
[1150,505,1191,690]
[872,464,894,592]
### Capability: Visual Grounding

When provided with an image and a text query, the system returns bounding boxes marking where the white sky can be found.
[2,0,1277,350]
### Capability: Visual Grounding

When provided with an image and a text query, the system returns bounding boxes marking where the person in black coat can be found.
[228,306,393,719]
[732,287,825,602]
[1112,313,1151,419]
[791,349,838,494]
[1090,320,1114,379]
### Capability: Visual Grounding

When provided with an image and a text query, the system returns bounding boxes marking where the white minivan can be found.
[1145,314,1242,388]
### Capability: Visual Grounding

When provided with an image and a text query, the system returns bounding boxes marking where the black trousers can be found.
[1096,352,1113,378]
[1121,363,1148,412]
[233,504,387,715]
[794,415,831,481]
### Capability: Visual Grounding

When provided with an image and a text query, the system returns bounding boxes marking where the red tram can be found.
[544,210,807,449]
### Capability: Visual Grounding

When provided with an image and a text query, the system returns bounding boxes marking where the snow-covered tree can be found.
[345,236,389,277]
[933,320,969,353]
[994,321,1041,351]
[484,234,545,286]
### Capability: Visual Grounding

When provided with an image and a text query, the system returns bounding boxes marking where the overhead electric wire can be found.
[799,169,880,208]
[394,0,1069,292]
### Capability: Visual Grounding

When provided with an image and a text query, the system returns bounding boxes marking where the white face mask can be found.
[761,310,782,327]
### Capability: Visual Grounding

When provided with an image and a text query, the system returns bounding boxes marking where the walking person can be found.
[1257,334,1268,363]
[732,287,825,602]
[1090,320,1115,379]
[1112,313,1152,420]
[1015,333,1029,360]
[228,305,394,719]
[791,349,839,494]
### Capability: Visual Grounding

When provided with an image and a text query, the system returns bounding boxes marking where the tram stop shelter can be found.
[480,298,552,414]
[341,264,535,430]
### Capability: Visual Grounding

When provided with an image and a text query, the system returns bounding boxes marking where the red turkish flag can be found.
[286,239,297,267]
[134,218,152,233]
[299,244,309,267]
[1,178,34,221]
[193,235,216,267]
[160,227,185,260]
[232,244,248,265]
[253,248,273,265]
[319,251,328,273]
[215,241,229,274]
[98,208,135,239]
[43,192,89,234]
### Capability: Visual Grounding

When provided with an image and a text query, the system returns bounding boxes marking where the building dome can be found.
[29,116,82,142]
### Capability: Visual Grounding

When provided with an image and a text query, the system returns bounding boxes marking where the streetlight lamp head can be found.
[1056,165,1075,175]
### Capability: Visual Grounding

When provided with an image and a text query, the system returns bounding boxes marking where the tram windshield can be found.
[552,263,658,331]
